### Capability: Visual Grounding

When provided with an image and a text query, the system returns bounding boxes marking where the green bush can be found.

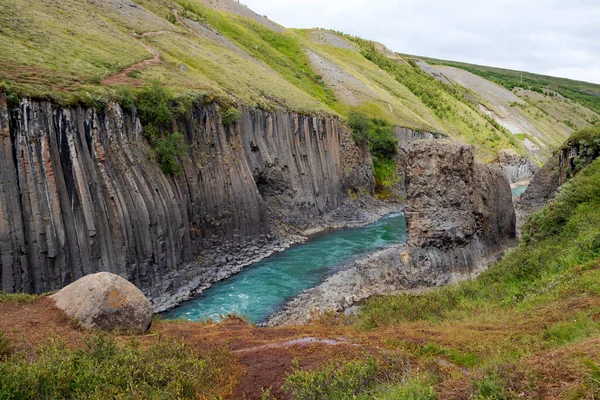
[136,83,173,136]
[0,334,234,399]
[116,86,135,115]
[283,357,379,400]
[221,106,241,127]
[166,11,177,24]
[154,133,188,176]
[0,332,9,360]
[348,111,371,145]
[348,111,398,195]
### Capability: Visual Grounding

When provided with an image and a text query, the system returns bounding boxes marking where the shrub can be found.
[166,11,177,24]
[348,110,371,145]
[154,133,188,176]
[348,111,398,195]
[115,86,135,115]
[282,356,379,400]
[0,334,236,399]
[171,90,207,119]
[222,106,241,127]
[136,83,173,136]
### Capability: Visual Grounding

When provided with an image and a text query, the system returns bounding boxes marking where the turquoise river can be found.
[164,213,407,323]
[164,185,528,323]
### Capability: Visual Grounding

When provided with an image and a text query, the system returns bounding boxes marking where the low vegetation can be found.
[564,126,600,176]
[283,357,379,399]
[346,37,522,159]
[0,334,239,399]
[0,292,37,304]
[348,111,399,197]
[221,106,242,127]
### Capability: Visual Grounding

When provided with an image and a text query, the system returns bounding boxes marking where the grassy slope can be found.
[347,134,600,398]
[415,55,600,114]
[3,0,597,160]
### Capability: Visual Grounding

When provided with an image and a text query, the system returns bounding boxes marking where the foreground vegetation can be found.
[0,334,239,399]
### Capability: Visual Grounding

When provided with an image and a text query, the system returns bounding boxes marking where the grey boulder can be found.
[50,272,153,333]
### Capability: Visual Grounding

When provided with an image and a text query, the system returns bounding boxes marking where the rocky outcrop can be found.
[0,93,373,307]
[267,140,516,325]
[50,272,153,333]
[391,127,445,199]
[496,149,540,184]
[516,130,600,234]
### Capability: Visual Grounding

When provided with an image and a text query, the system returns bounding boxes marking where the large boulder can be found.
[50,272,153,333]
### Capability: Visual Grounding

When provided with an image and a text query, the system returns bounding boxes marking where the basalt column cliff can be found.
[0,94,372,299]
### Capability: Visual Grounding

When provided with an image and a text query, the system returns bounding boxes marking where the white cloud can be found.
[241,0,600,84]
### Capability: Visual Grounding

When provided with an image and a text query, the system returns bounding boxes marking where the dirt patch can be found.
[0,297,84,353]
[101,32,164,86]
[148,318,373,399]
[308,30,357,50]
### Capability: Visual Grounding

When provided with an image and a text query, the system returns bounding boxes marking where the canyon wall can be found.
[0,94,371,299]
[496,149,540,184]
[268,140,516,325]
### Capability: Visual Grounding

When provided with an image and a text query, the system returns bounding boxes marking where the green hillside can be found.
[1,0,599,161]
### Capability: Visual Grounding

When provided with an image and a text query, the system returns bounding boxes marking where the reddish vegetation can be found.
[2,296,600,399]
[0,299,369,399]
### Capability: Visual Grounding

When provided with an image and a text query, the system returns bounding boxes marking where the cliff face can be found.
[267,140,516,325]
[0,94,371,298]
[516,130,600,234]
[496,149,540,184]
[404,141,516,272]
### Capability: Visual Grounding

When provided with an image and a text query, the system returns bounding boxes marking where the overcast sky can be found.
[241,0,600,84]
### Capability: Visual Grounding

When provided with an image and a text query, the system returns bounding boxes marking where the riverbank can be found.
[152,198,402,313]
